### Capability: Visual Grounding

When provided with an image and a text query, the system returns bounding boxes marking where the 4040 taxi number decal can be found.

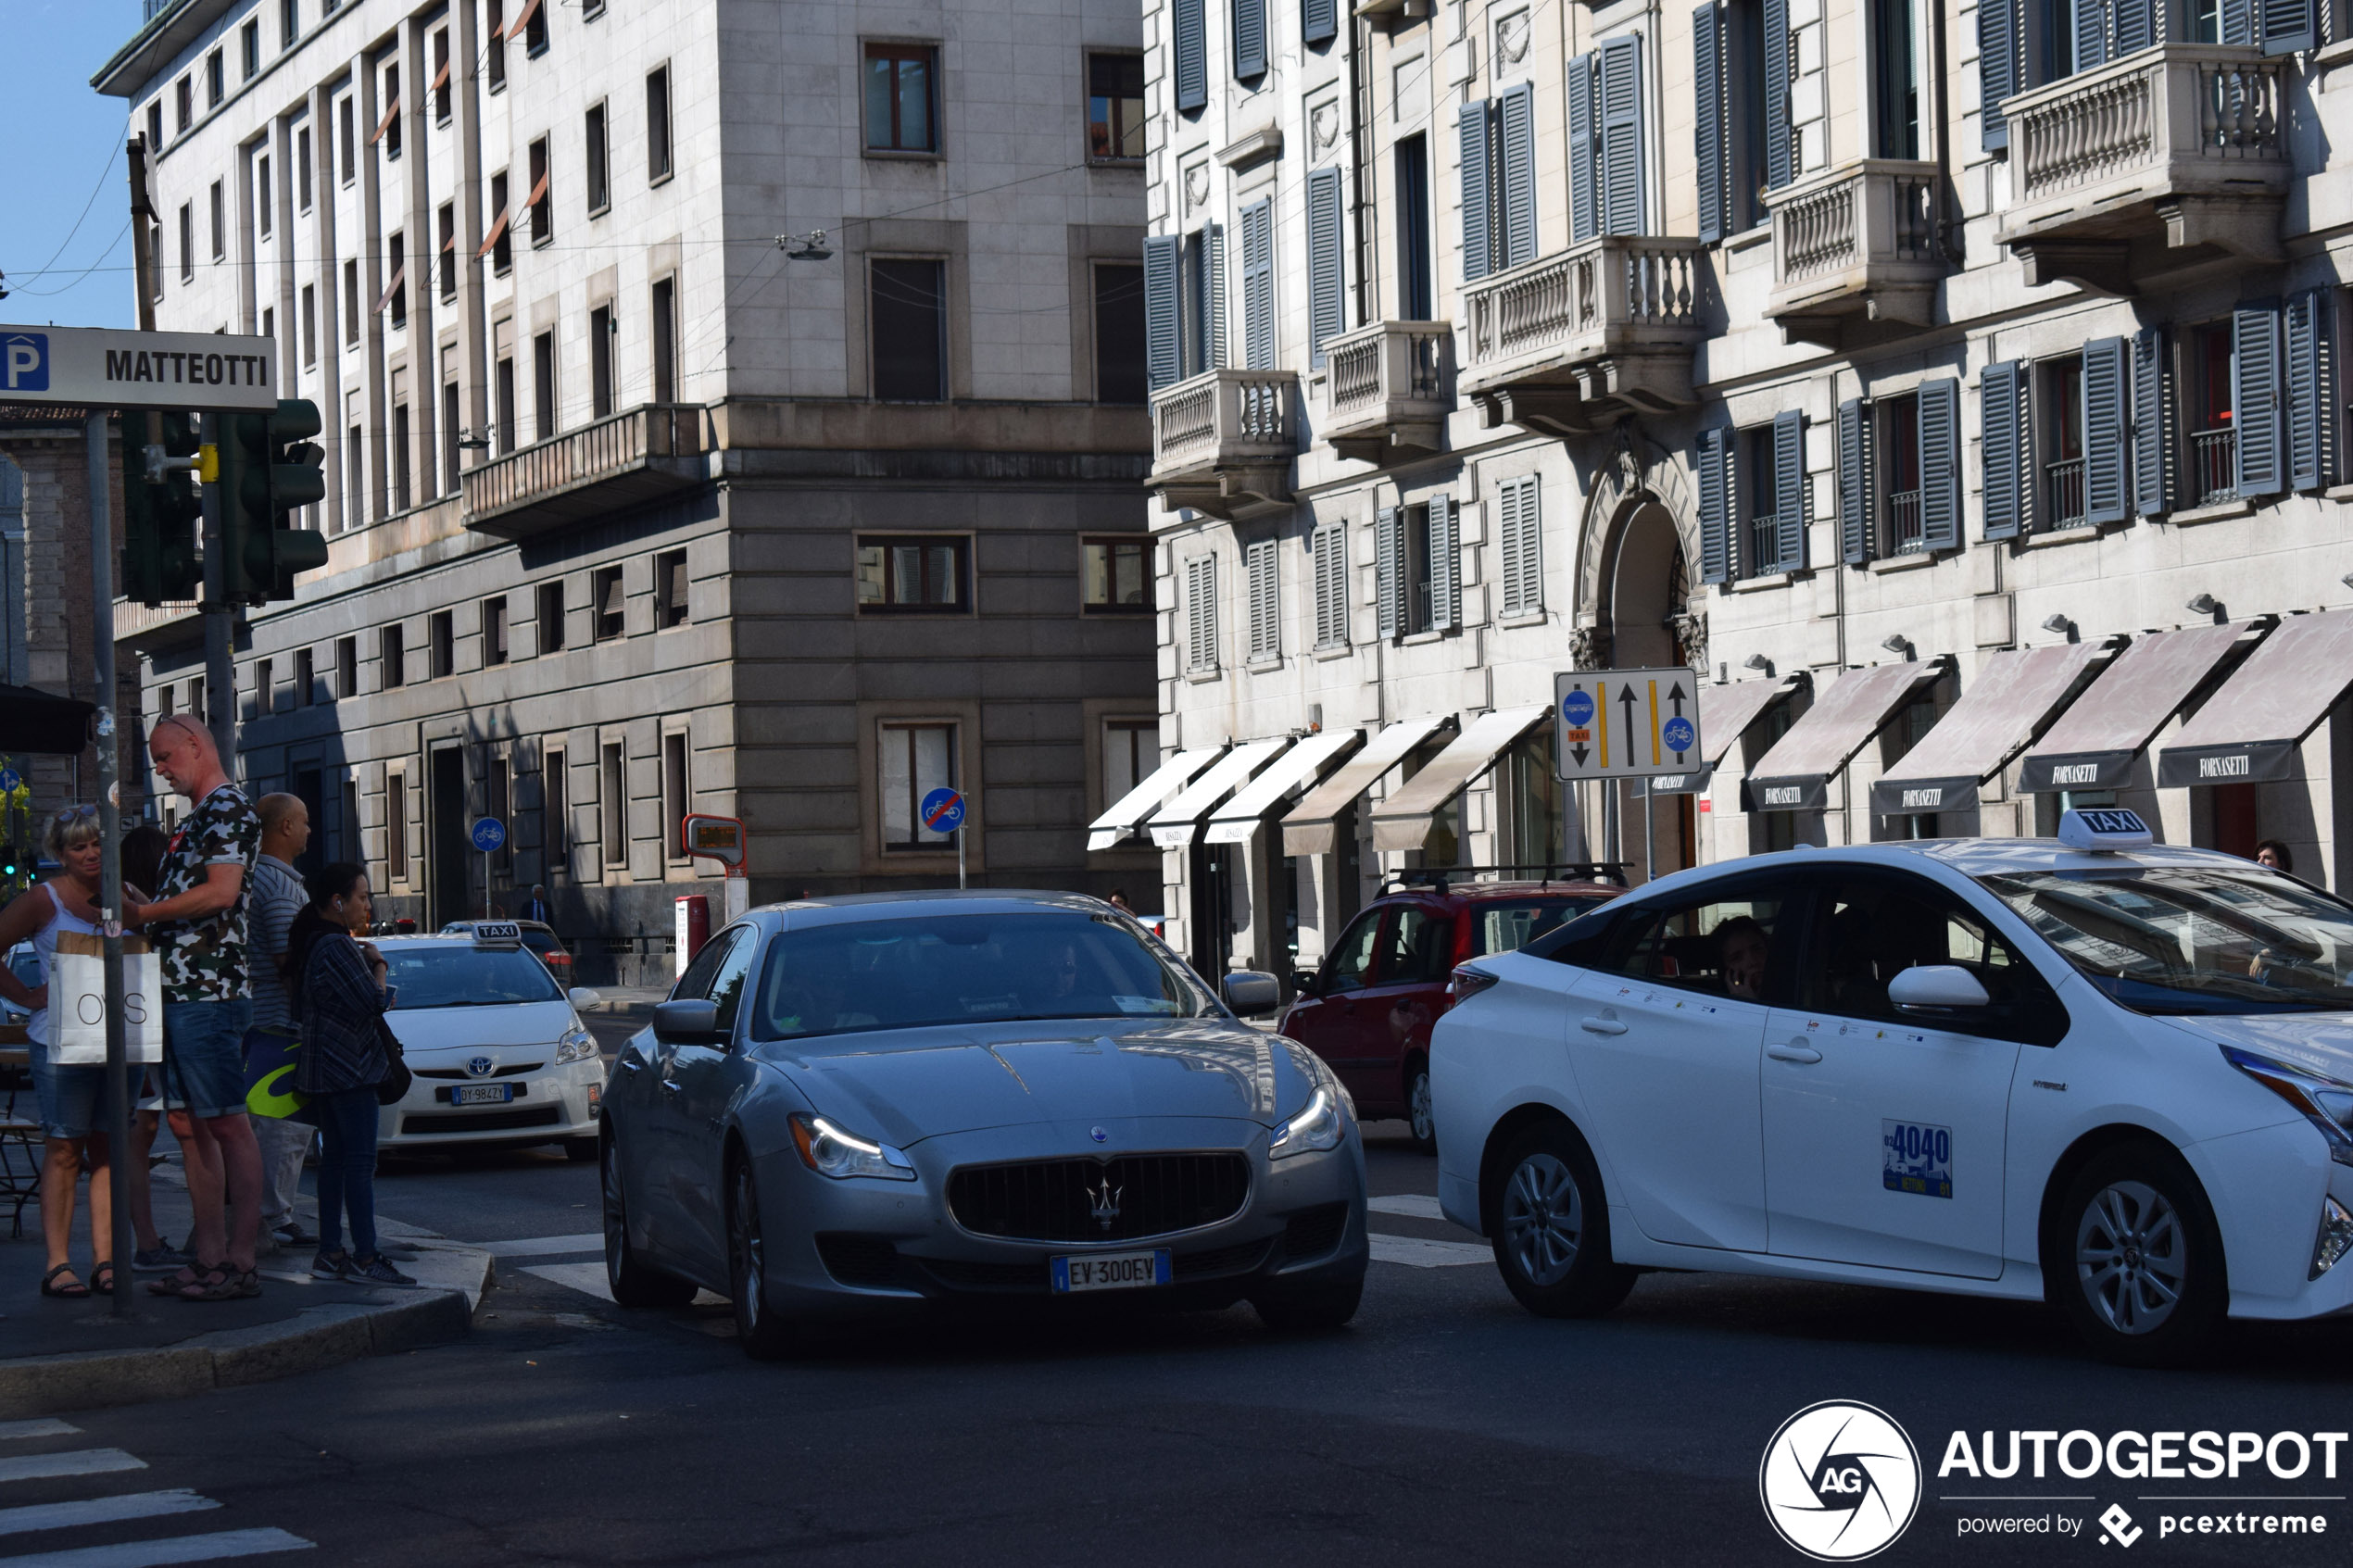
[1882,1120,1953,1199]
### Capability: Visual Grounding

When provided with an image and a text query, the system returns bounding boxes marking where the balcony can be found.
[1459,235,1705,438]
[1322,320,1452,465]
[1765,160,1945,348]
[1996,45,2288,295]
[1148,368,1298,521]
[461,404,707,541]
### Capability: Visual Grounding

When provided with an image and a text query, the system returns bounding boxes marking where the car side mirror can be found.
[567,986,603,1010]
[1290,969,1319,998]
[1222,971,1282,1017]
[652,997,724,1044]
[1888,964,1993,1015]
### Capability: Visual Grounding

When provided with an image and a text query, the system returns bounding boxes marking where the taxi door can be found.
[1760,870,2032,1279]
[663,930,763,1273]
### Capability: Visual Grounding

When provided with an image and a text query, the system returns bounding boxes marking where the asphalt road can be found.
[9,1017,2351,1567]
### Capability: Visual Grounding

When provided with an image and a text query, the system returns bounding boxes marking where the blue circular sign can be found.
[1662,716,1696,753]
[0,769,19,793]
[470,817,507,852]
[919,787,966,834]
[1560,689,1596,728]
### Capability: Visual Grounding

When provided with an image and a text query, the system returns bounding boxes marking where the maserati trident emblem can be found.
[1086,1174,1123,1232]
[465,1056,496,1078]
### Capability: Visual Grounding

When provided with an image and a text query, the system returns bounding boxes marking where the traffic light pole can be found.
[197,412,236,772]
[85,410,135,1321]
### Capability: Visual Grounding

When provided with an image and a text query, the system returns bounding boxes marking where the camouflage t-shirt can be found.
[153,784,261,1004]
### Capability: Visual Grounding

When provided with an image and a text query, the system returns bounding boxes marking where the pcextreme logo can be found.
[1760,1400,1924,1562]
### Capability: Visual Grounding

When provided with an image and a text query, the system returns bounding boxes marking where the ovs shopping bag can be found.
[51,931,164,1065]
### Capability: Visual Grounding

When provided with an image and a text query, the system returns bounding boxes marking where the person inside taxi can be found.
[1716,916,1770,1002]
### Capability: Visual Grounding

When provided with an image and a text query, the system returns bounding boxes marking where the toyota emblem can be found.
[466,1056,496,1078]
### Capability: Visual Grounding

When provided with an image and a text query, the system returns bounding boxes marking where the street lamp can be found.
[777,229,833,262]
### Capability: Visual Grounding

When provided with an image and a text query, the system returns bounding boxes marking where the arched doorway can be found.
[1596,499,1699,879]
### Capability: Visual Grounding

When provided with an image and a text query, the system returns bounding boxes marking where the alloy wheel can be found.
[2076,1179,2185,1336]
[731,1164,765,1336]
[1408,1072,1436,1146]
[1502,1152,1583,1286]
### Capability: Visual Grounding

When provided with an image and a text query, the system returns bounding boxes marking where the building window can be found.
[524,0,549,56]
[871,258,946,401]
[243,19,260,80]
[442,379,461,494]
[208,183,225,260]
[257,156,272,241]
[585,102,610,216]
[300,284,317,366]
[177,75,194,134]
[661,732,688,860]
[296,127,311,210]
[488,755,512,872]
[1093,263,1146,404]
[384,231,406,328]
[484,596,509,665]
[253,658,273,719]
[381,623,406,689]
[294,647,314,707]
[343,259,359,344]
[879,721,958,850]
[544,746,567,875]
[436,203,456,300]
[336,636,358,699]
[1184,555,1216,673]
[863,44,938,153]
[391,399,412,511]
[537,580,565,651]
[486,0,507,90]
[1082,537,1151,613]
[282,0,298,49]
[148,223,164,299]
[496,344,517,451]
[345,421,363,523]
[856,535,970,612]
[428,610,454,678]
[527,137,552,246]
[2191,321,2236,507]
[337,95,356,183]
[600,743,625,868]
[1104,719,1158,807]
[1494,476,1542,618]
[585,0,606,19]
[432,30,452,123]
[1244,538,1278,662]
[147,100,164,155]
[387,771,409,881]
[589,304,615,419]
[208,49,224,108]
[650,276,677,404]
[646,67,673,182]
[592,565,625,640]
[2042,354,2086,530]
[533,329,556,441]
[1874,0,1919,158]
[487,170,512,274]
[381,66,401,160]
[654,549,688,628]
[1311,520,1347,648]
[1087,52,1145,161]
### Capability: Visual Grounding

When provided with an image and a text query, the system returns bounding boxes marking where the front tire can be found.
[1489,1122,1636,1319]
[2054,1142,2227,1367]
[1405,1062,1438,1156]
[728,1157,800,1361]
[602,1131,696,1310]
[1252,1278,1363,1333]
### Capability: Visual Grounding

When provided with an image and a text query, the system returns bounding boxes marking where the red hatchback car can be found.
[1280,872,1626,1152]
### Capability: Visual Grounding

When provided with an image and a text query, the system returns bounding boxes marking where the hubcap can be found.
[1501,1152,1583,1286]
[2076,1179,2185,1336]
[1409,1073,1435,1143]
[732,1168,763,1332]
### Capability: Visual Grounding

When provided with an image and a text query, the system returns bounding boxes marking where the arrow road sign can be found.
[1554,668,1707,783]
[920,786,966,834]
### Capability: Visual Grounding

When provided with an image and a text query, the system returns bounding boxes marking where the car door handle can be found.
[1579,1013,1628,1036]
[1768,1042,1823,1064]
[617,1059,641,1073]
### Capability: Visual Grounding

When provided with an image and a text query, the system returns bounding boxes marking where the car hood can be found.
[384,999,579,1055]
[754,1017,1318,1144]
[2160,1011,2353,1083]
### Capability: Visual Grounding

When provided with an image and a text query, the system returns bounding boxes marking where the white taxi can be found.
[1433,809,2353,1364]
[375,923,607,1159]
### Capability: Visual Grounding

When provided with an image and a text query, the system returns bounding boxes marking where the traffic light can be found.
[120,412,203,607]
[218,399,330,605]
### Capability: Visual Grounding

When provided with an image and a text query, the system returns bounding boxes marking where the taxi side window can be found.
[1601,881,1794,1007]
[1378,906,1455,985]
[672,927,746,1002]
[1321,909,1386,994]
[1808,872,2066,1042]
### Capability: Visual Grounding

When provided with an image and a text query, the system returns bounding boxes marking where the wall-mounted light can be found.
[2041,613,2071,634]
[777,228,833,262]
[2186,593,2219,616]
[1743,653,1774,676]
[2342,571,2353,592]
[1880,633,1912,658]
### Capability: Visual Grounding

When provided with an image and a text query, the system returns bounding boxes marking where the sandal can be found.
[40,1264,90,1299]
[146,1265,205,1298]
[179,1264,260,1302]
[89,1263,117,1296]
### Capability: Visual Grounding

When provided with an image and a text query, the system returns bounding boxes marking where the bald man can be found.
[247,794,318,1252]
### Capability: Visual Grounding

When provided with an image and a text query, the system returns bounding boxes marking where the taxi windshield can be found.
[384,945,566,1009]
[1976,865,2353,1015]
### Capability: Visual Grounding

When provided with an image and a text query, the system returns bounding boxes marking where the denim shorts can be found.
[161,998,254,1120]
[28,1036,122,1140]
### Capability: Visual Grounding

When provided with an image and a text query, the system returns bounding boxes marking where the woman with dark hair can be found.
[2255,840,2294,873]
[288,862,413,1286]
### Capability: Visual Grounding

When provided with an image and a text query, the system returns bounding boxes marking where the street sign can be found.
[470,817,507,853]
[680,812,745,867]
[1554,669,1707,782]
[920,787,966,834]
[0,324,278,412]
[0,769,19,793]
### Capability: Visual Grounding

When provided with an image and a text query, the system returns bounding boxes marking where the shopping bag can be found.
[51,931,164,1065]
[243,1026,312,1121]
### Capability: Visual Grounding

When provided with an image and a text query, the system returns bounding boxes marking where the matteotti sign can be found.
[0,323,277,412]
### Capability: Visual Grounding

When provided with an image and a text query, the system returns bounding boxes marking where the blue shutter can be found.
[2073,0,2108,73]
[1499,82,1538,266]
[1762,0,1793,187]
[2133,327,2170,517]
[1240,199,1274,370]
[2286,289,2328,491]
[1376,508,1402,637]
[1302,0,1337,45]
[1772,410,1806,571]
[1457,100,1493,283]
[1598,36,1645,237]
[2262,0,2316,52]
[1567,57,1598,243]
[2115,0,2157,53]
[2222,0,2255,45]
[1919,378,1961,551]
[1838,397,1872,565]
[1143,235,1181,390]
[1305,167,1344,369]
[1694,4,1727,244]
[1174,0,1207,112]
[1232,0,1266,80]
[1203,223,1227,370]
[1698,429,1731,584]
[2234,302,2284,497]
[1428,494,1459,631]
[1981,360,2025,540]
[2082,336,2129,525]
[1979,0,2018,150]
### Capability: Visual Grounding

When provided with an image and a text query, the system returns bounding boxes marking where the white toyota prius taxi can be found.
[1432,809,2353,1364]
[372,924,608,1159]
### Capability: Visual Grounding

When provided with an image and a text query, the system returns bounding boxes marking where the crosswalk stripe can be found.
[481,1234,605,1258]
[0,1454,145,1486]
[1367,1194,1448,1221]
[0,1427,77,1445]
[1368,1235,1491,1268]
[0,1526,314,1568]
[0,1492,219,1540]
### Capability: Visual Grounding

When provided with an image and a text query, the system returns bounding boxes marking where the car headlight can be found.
[2221,1046,2353,1167]
[788,1112,917,1181]
[1269,1086,1348,1160]
[554,1025,598,1064]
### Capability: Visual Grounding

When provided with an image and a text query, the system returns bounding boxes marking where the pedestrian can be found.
[519,884,552,925]
[1106,888,1133,914]
[122,716,267,1302]
[245,794,319,1255]
[115,823,188,1275]
[285,862,413,1286]
[0,806,126,1298]
[2255,839,2294,873]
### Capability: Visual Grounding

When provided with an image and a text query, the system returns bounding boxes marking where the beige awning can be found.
[1279,713,1453,856]
[1203,730,1364,845]
[1745,659,1948,812]
[2158,610,2353,786]
[1147,738,1291,848]
[1368,706,1551,853]
[1870,641,2117,815]
[2018,620,2260,793]
[1086,746,1221,852]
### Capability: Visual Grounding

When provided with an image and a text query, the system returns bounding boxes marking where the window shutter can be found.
[1762,0,1793,187]
[2261,0,2316,51]
[1981,360,2025,540]
[1203,223,1227,370]
[1918,378,1961,551]
[1694,4,1727,245]
[1772,410,1806,572]
[1837,397,1873,565]
[1247,539,1277,659]
[1306,168,1344,369]
[2073,0,2108,74]
[2286,289,2330,491]
[1143,235,1182,390]
[2222,0,2255,45]
[2115,0,2158,53]
[1376,508,1403,637]
[1187,556,1215,671]
[1302,0,1337,45]
[1515,478,1544,615]
[2133,327,2171,516]
[2234,302,2284,497]
[1457,101,1494,283]
[1979,0,2018,150]
[1567,58,1598,243]
[1697,429,1731,584]
[1429,494,1460,630]
[1240,200,1275,370]
[1175,0,1207,112]
[1599,36,1644,237]
[1314,522,1344,646]
[1233,0,1266,79]
[1499,82,1538,267]
[2082,335,2129,524]
[1496,482,1524,617]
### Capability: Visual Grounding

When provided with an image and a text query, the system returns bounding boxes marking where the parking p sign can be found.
[3,332,47,395]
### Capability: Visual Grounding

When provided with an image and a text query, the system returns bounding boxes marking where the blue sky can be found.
[3,4,144,328]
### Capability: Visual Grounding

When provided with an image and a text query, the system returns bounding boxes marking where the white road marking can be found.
[1367,1194,1448,1221]
[0,1491,219,1539]
[1368,1235,1491,1268]
[522,1262,615,1303]
[0,1453,145,1486]
[481,1234,605,1258]
[0,1526,314,1567]
[0,1424,77,1443]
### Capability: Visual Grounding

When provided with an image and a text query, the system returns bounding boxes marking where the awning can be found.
[1086,746,1221,851]
[2158,610,2353,786]
[1279,713,1453,856]
[502,0,546,41]
[1745,659,1949,812]
[1369,706,1551,852]
[1644,676,1803,796]
[1204,730,1364,844]
[370,99,399,145]
[371,264,405,316]
[475,207,512,259]
[1146,738,1291,848]
[2017,620,2260,792]
[0,682,94,755]
[1870,641,2118,815]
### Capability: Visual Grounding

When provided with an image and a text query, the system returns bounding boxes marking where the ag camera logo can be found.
[1759,1400,1922,1562]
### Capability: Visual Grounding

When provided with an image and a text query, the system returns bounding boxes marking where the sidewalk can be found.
[0,1154,492,1419]
[585,985,669,1023]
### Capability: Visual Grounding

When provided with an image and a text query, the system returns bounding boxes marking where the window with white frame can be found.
[1184,555,1217,673]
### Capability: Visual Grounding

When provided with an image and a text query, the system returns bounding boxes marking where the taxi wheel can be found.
[602,1132,695,1311]
[1491,1123,1635,1320]
[2054,1142,2227,1368]
[728,1156,800,1361]
[1405,1062,1438,1155]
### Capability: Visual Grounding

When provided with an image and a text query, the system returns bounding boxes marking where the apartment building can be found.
[94,0,1158,971]
[1118,0,2353,981]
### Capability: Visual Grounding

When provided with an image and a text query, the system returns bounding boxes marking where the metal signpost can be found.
[680,813,751,919]
[472,818,507,915]
[921,787,969,889]
[85,412,134,1320]
[1554,669,1706,884]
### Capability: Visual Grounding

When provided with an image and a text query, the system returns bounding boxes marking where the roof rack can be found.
[1378,862,1630,897]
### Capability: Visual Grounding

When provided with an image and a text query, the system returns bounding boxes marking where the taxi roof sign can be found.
[471,921,523,946]
[2057,808,2154,852]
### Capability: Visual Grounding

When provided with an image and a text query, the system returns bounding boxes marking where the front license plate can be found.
[448,1084,515,1106]
[1051,1249,1172,1293]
